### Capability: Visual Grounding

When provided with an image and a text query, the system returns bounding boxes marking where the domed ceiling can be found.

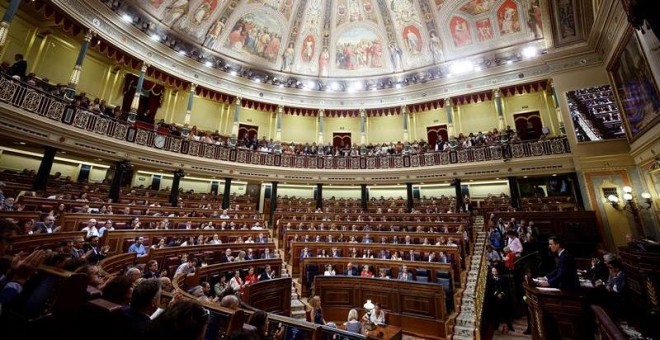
[127,0,545,78]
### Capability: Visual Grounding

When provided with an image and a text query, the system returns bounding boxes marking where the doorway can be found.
[513,112,543,140]
[332,132,352,149]
[426,125,448,147]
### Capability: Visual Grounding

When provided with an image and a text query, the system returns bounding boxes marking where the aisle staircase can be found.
[451,215,488,340]
[276,247,307,320]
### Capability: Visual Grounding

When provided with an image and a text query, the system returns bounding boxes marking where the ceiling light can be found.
[252,78,260,82]
[330,82,340,91]
[641,192,652,199]
[522,46,538,59]
[230,70,237,76]
[18,141,26,145]
[205,61,213,67]
[178,50,187,56]
[122,14,133,23]
[395,83,402,89]
[622,186,632,193]
[150,34,161,41]
[506,60,513,65]
[450,60,474,75]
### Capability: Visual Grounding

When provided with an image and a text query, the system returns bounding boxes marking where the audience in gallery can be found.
[1,69,560,162]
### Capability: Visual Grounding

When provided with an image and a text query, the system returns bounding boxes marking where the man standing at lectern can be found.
[537,236,579,290]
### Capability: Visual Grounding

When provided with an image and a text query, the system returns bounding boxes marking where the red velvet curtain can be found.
[122,74,164,122]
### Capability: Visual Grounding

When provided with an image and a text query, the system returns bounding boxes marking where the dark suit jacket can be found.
[258,272,273,281]
[344,267,358,276]
[546,250,579,290]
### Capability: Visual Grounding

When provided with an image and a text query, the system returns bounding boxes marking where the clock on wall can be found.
[154,134,165,149]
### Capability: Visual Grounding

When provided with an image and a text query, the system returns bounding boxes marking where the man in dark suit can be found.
[10,54,27,79]
[344,262,358,276]
[261,248,273,259]
[405,250,417,262]
[259,265,275,281]
[538,236,579,290]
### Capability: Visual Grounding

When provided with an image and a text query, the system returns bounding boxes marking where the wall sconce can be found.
[607,186,652,211]
[607,186,653,238]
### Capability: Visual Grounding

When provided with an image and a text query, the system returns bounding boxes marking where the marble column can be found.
[446,98,454,137]
[181,83,196,135]
[128,62,149,123]
[276,105,283,141]
[0,0,21,50]
[66,29,94,99]
[494,88,505,130]
[68,29,94,90]
[402,105,409,142]
[231,97,241,137]
[360,108,366,145]
[318,109,325,144]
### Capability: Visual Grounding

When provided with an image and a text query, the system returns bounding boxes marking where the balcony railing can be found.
[0,75,571,170]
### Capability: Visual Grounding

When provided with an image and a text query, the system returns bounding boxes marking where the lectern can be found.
[523,279,593,340]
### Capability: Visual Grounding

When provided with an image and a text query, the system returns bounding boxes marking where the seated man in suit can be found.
[405,249,417,262]
[344,262,358,276]
[397,265,413,280]
[537,236,579,290]
[261,248,274,259]
[259,265,276,281]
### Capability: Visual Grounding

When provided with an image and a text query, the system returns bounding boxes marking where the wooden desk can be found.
[314,276,447,339]
[366,324,402,340]
[337,323,402,340]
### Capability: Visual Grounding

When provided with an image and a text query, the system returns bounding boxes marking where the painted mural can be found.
[123,0,558,77]
[497,0,521,36]
[336,0,377,27]
[558,0,576,39]
[476,18,494,42]
[433,0,445,11]
[460,0,497,16]
[451,16,473,48]
[248,0,295,20]
[390,0,418,24]
[225,13,283,63]
[334,28,384,71]
[402,25,422,54]
[527,0,543,38]
[301,35,316,62]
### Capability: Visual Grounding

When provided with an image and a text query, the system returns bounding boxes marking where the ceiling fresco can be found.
[125,0,548,78]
